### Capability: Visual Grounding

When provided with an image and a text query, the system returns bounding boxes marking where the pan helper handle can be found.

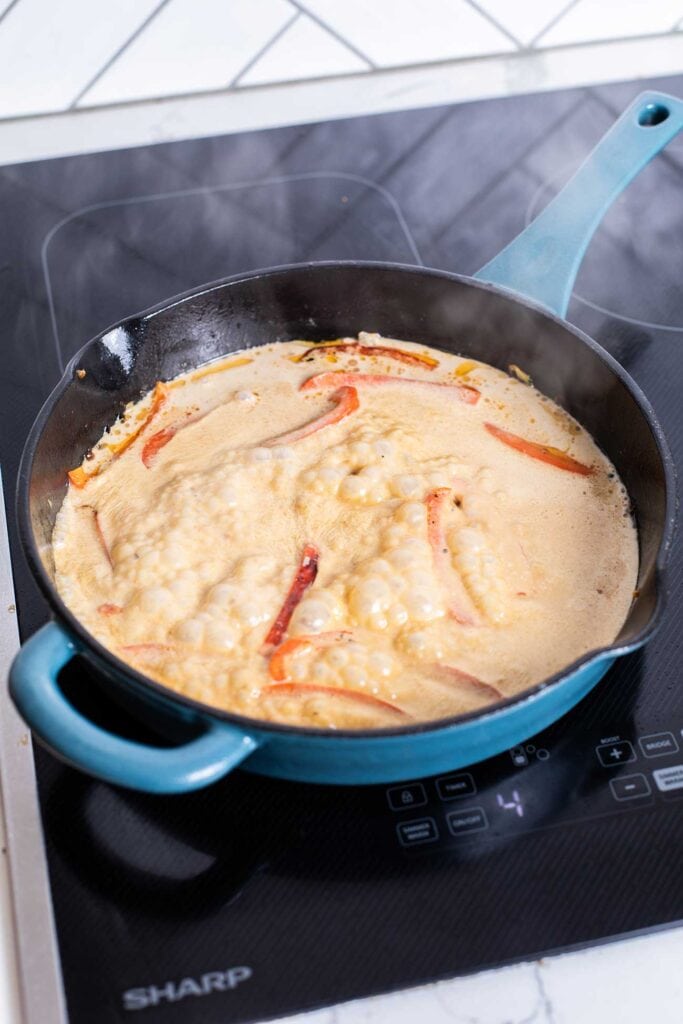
[474,91,683,318]
[9,621,260,793]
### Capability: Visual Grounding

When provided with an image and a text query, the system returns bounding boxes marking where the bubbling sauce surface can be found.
[54,333,638,729]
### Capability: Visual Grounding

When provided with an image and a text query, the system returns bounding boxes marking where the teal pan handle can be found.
[9,621,259,793]
[474,91,683,317]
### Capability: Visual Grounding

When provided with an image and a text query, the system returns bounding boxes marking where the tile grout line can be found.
[0,0,20,30]
[462,0,524,50]
[68,0,174,109]
[289,0,376,69]
[229,10,300,89]
[528,0,583,49]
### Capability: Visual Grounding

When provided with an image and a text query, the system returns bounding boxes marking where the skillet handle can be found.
[9,621,259,794]
[474,91,683,317]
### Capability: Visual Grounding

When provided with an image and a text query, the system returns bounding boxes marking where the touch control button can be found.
[436,773,476,801]
[387,784,427,811]
[653,765,683,792]
[609,774,651,801]
[596,740,636,767]
[447,807,488,836]
[639,732,678,758]
[397,818,439,846]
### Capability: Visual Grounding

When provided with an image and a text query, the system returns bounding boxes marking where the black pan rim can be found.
[16,260,677,744]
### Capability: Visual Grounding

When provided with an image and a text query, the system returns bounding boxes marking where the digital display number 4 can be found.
[496,789,524,817]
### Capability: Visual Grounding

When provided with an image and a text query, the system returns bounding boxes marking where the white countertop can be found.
[0,803,20,1022]
[1,24,683,1023]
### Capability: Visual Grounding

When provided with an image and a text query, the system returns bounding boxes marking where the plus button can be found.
[596,740,636,768]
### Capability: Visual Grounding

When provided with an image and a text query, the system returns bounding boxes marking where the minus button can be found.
[609,774,651,801]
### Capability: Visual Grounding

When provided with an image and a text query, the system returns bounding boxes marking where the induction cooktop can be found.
[2,74,683,1024]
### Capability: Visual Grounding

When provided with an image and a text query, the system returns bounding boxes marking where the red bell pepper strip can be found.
[67,381,169,487]
[263,386,359,447]
[262,682,409,718]
[268,630,352,680]
[122,641,239,661]
[88,508,113,568]
[300,372,479,404]
[425,488,480,626]
[296,340,439,369]
[428,663,503,700]
[263,545,320,650]
[484,422,593,476]
[141,426,178,468]
[122,643,175,656]
[142,406,215,467]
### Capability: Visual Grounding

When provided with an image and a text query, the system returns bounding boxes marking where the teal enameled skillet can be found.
[9,92,679,793]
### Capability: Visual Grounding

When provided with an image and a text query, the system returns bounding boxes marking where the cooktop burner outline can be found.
[41,169,425,373]
[524,167,683,333]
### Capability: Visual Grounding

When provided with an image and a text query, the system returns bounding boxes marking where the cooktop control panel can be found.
[387,726,683,852]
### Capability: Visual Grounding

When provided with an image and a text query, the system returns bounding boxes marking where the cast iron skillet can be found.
[8,92,680,793]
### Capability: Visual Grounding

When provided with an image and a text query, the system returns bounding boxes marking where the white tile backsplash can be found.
[0,0,682,124]
[539,0,683,47]
[239,12,368,87]
[0,0,161,118]
[78,0,294,107]
[296,0,515,67]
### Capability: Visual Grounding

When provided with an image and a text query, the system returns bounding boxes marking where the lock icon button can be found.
[387,783,427,811]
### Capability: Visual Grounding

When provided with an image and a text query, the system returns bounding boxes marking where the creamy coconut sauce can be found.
[53,333,638,729]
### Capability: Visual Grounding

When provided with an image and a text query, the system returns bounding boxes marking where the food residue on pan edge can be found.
[54,332,638,729]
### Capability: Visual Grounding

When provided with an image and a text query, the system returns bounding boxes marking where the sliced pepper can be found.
[295,340,438,369]
[484,422,593,476]
[106,381,169,457]
[508,364,532,385]
[67,381,169,487]
[67,466,90,489]
[122,643,175,656]
[268,630,351,680]
[123,640,240,661]
[454,360,478,377]
[143,406,218,467]
[300,372,479,404]
[263,545,320,650]
[141,426,178,468]
[429,663,503,700]
[425,487,480,626]
[87,507,113,568]
[262,683,408,718]
[172,355,253,387]
[263,386,359,446]
[98,603,123,615]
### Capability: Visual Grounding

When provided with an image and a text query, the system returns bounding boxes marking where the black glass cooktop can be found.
[3,75,683,1024]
